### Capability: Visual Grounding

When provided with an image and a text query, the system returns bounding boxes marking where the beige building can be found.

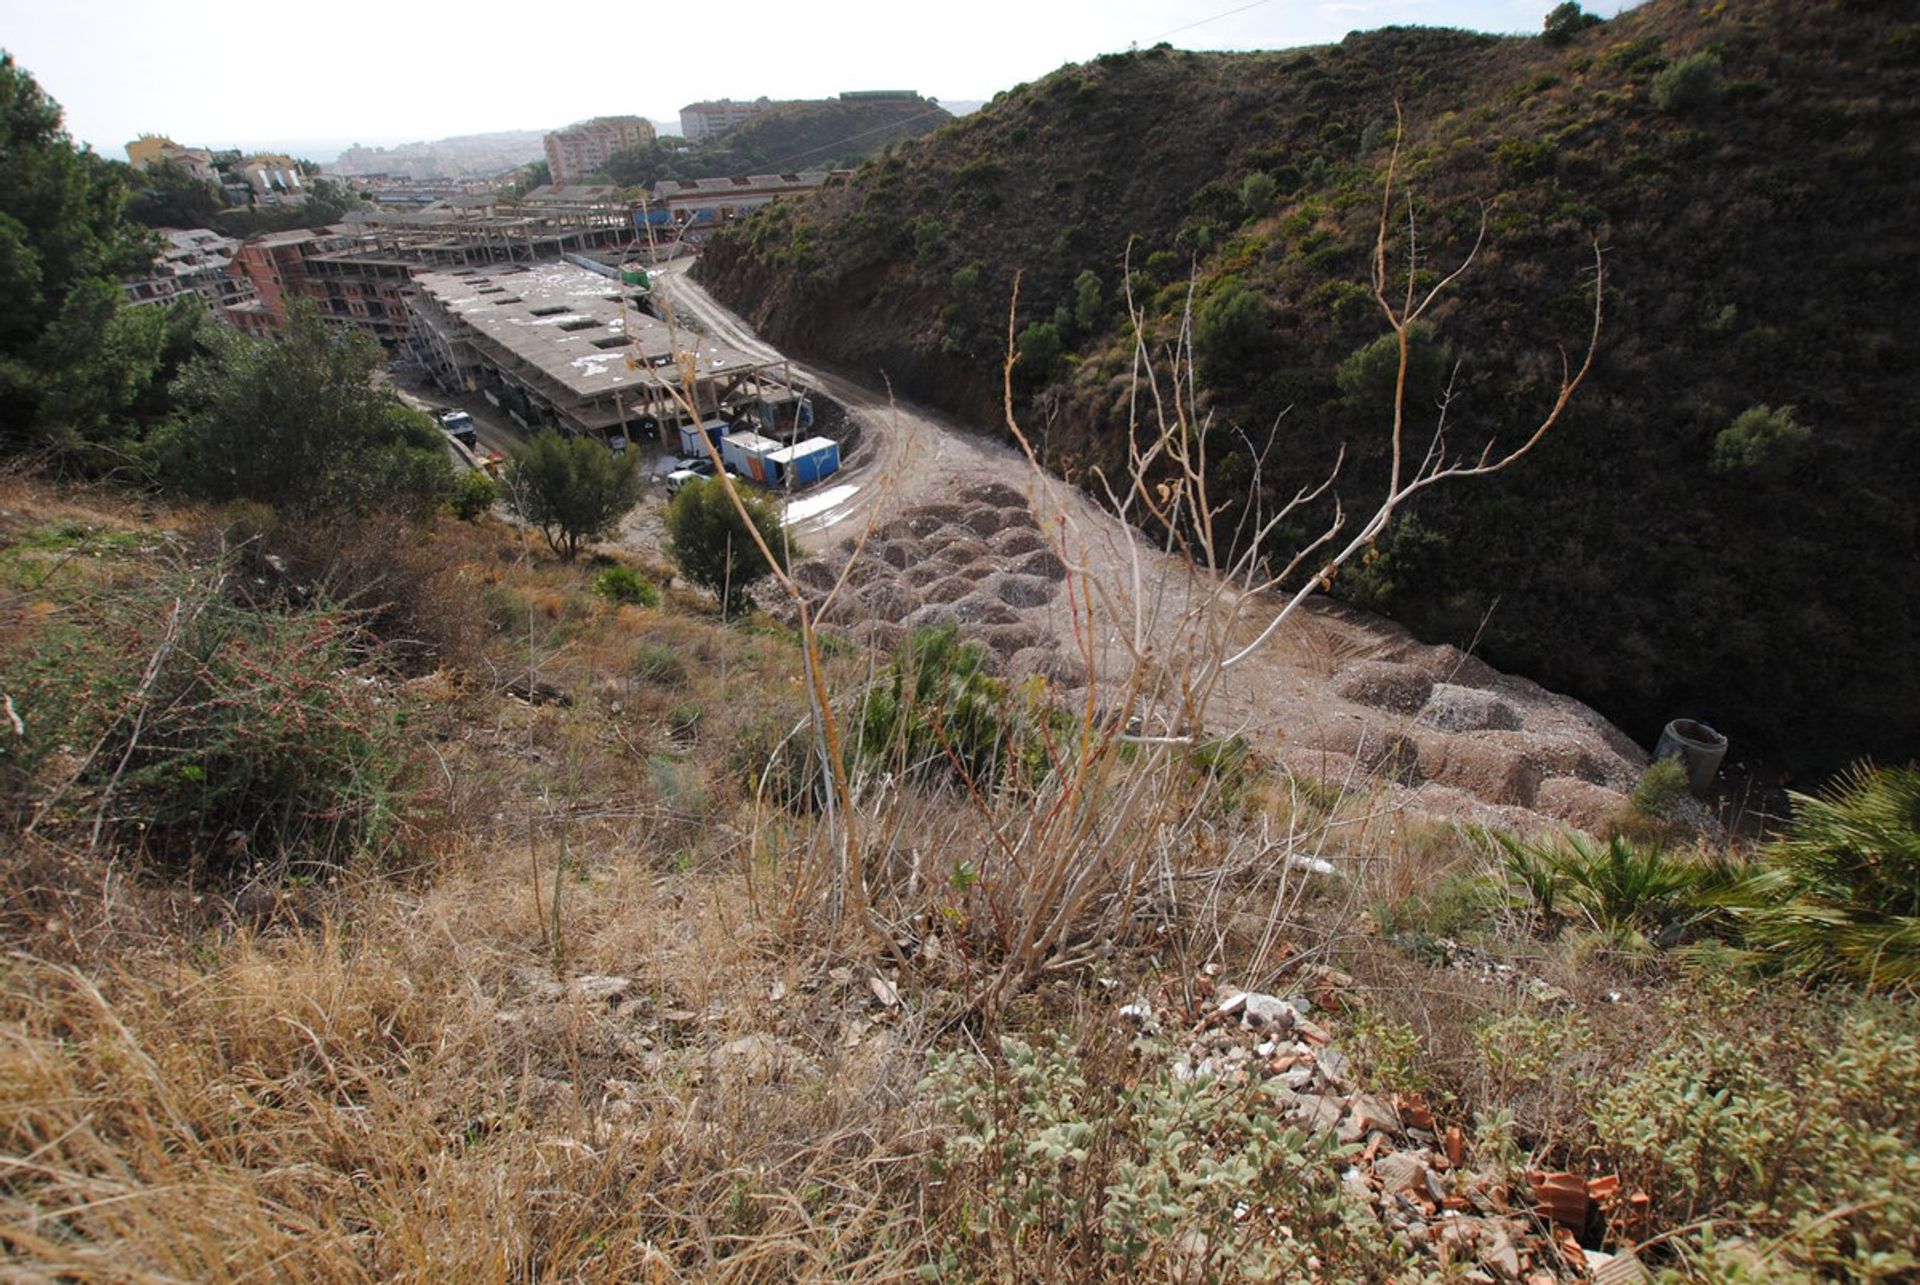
[125,134,217,184]
[542,116,657,184]
[235,154,307,205]
[678,98,780,143]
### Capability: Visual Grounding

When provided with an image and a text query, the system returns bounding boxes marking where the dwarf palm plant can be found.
[1726,763,1920,989]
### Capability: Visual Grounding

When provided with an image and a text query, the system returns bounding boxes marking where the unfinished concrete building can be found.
[406,260,807,446]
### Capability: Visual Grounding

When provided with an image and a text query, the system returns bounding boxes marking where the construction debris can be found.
[1124,974,1653,1281]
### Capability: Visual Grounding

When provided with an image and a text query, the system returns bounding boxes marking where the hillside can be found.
[600,94,949,186]
[8,43,1920,1282]
[697,0,1920,778]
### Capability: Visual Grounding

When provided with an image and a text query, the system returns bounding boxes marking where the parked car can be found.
[664,457,731,495]
[436,409,478,451]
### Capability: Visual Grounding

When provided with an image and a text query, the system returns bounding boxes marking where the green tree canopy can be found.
[664,476,790,615]
[154,300,450,517]
[1711,404,1811,477]
[0,53,162,453]
[1193,278,1271,387]
[1542,3,1603,44]
[124,159,224,229]
[504,429,641,560]
[1334,323,1452,416]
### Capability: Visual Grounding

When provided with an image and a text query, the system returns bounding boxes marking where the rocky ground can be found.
[649,266,1648,836]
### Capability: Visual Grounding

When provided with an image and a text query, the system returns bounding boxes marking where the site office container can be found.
[720,430,784,482]
[763,437,840,487]
[677,417,729,459]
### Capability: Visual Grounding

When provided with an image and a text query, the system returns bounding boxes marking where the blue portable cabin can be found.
[764,437,840,488]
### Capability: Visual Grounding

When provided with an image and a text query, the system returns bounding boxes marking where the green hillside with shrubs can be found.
[698,0,1920,778]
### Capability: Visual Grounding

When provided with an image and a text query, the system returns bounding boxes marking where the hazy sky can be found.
[4,0,1641,160]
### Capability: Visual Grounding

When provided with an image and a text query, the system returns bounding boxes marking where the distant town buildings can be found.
[678,98,785,144]
[232,155,306,206]
[125,135,217,184]
[543,116,656,184]
[329,131,546,181]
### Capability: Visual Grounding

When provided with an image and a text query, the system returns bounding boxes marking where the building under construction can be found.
[407,259,809,447]
[335,187,632,269]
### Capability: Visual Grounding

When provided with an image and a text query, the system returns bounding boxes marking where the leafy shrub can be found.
[449,469,497,521]
[1335,323,1451,415]
[1710,403,1811,476]
[854,625,1021,788]
[156,301,450,519]
[1629,755,1690,819]
[663,476,790,616]
[1192,279,1271,386]
[1722,762,1920,987]
[1650,49,1723,113]
[1013,320,1062,385]
[1592,989,1920,1277]
[1071,268,1104,333]
[1238,170,1277,217]
[504,431,641,561]
[1541,2,1602,45]
[592,565,658,607]
[923,1033,1390,1279]
[2,559,415,878]
[1494,136,1556,181]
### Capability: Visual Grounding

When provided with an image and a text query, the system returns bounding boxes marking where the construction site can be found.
[406,258,815,451]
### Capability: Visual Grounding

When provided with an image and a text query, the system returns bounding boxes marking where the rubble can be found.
[1117,971,1651,1281]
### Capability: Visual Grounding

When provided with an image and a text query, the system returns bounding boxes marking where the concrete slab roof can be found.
[652,172,831,198]
[411,260,764,400]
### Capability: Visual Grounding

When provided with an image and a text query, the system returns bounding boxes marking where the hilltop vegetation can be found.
[699,0,1920,778]
[599,94,949,187]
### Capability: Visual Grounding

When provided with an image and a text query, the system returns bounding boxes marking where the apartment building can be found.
[677,98,783,143]
[543,116,657,184]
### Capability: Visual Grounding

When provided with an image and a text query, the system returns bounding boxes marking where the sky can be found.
[3,0,1643,161]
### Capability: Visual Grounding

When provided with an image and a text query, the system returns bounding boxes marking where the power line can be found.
[760,104,954,172]
[1152,0,1272,42]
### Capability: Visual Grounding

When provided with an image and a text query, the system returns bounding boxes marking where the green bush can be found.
[1592,988,1920,1277]
[156,301,451,519]
[1335,323,1451,415]
[1192,279,1271,386]
[1238,170,1277,217]
[854,625,1019,787]
[923,1033,1391,1279]
[663,476,790,616]
[503,430,641,561]
[1722,763,1920,988]
[1071,268,1104,334]
[1711,403,1811,476]
[1497,831,1705,937]
[1014,321,1062,385]
[592,565,658,607]
[449,469,497,521]
[1541,2,1602,45]
[1,560,415,878]
[1629,755,1690,819]
[1651,49,1723,113]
